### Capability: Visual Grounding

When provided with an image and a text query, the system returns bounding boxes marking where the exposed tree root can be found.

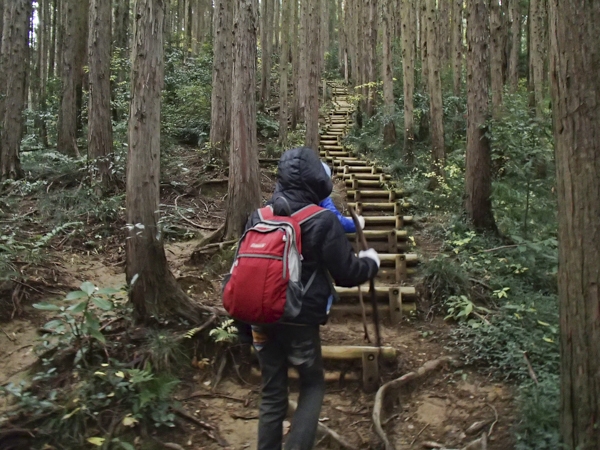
[195,224,225,249]
[372,356,455,450]
[288,400,358,450]
[172,406,229,447]
[190,239,238,262]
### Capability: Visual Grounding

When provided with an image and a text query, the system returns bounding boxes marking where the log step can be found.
[345,179,389,189]
[343,173,392,181]
[347,229,409,240]
[347,190,406,202]
[347,230,410,253]
[335,166,381,175]
[251,345,397,361]
[335,285,416,298]
[251,367,361,383]
[330,303,416,318]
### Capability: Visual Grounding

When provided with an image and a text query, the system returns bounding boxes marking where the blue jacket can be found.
[319,196,357,233]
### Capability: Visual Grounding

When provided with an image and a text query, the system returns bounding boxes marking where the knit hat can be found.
[321,162,332,178]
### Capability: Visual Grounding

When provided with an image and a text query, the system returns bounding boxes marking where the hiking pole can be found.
[347,205,371,342]
[348,206,382,349]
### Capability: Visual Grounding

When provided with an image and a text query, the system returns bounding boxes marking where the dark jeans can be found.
[255,324,325,450]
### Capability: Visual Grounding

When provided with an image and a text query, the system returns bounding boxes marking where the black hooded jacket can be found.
[246,147,379,325]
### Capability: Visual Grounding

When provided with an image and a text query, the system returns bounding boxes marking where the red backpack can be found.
[222,204,325,324]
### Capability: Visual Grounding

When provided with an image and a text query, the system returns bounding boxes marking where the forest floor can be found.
[0,155,518,450]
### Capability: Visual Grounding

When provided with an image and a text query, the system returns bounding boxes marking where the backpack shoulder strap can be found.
[257,206,274,221]
[292,205,327,224]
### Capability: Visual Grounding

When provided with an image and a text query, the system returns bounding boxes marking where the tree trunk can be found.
[0,0,31,180]
[366,0,378,117]
[278,0,290,146]
[48,0,57,80]
[88,0,113,188]
[419,0,428,86]
[438,0,449,67]
[381,0,396,145]
[489,0,503,118]
[112,0,130,121]
[426,0,445,183]
[508,0,520,91]
[224,0,261,240]
[113,0,129,54]
[297,0,308,120]
[0,0,3,44]
[304,0,320,152]
[401,0,416,164]
[273,0,280,52]
[320,0,329,71]
[57,0,88,157]
[259,0,273,108]
[127,0,204,323]
[451,0,463,95]
[185,0,192,55]
[549,1,600,448]
[290,0,299,129]
[529,0,545,117]
[360,0,369,112]
[209,0,233,159]
[465,0,496,231]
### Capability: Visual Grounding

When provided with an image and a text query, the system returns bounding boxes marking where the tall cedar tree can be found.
[401,0,416,163]
[426,0,445,184]
[290,0,300,129]
[112,0,130,120]
[88,0,113,187]
[489,0,504,118]
[224,0,261,239]
[278,0,291,146]
[508,0,520,91]
[126,0,207,322]
[366,0,378,117]
[464,0,496,230]
[0,0,4,44]
[451,0,463,95]
[57,0,88,157]
[304,0,320,152]
[381,0,396,145]
[0,0,31,180]
[529,0,546,117]
[209,0,233,159]
[259,0,274,107]
[549,1,600,448]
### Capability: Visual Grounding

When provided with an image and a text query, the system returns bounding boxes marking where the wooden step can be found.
[252,345,397,361]
[330,303,416,319]
[343,173,392,181]
[335,285,416,298]
[347,190,406,203]
[251,367,360,383]
[346,229,410,253]
[335,165,381,175]
[347,201,403,216]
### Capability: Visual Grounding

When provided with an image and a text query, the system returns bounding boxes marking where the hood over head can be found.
[321,162,332,178]
[272,147,333,211]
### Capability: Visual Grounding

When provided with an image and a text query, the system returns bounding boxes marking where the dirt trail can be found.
[0,238,203,388]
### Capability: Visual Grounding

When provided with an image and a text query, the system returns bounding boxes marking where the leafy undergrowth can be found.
[343,85,559,449]
[0,281,230,450]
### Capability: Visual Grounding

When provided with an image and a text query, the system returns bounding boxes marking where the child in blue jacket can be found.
[320,162,365,232]
[320,162,365,314]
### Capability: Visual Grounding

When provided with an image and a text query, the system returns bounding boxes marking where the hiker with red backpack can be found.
[223,147,380,450]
